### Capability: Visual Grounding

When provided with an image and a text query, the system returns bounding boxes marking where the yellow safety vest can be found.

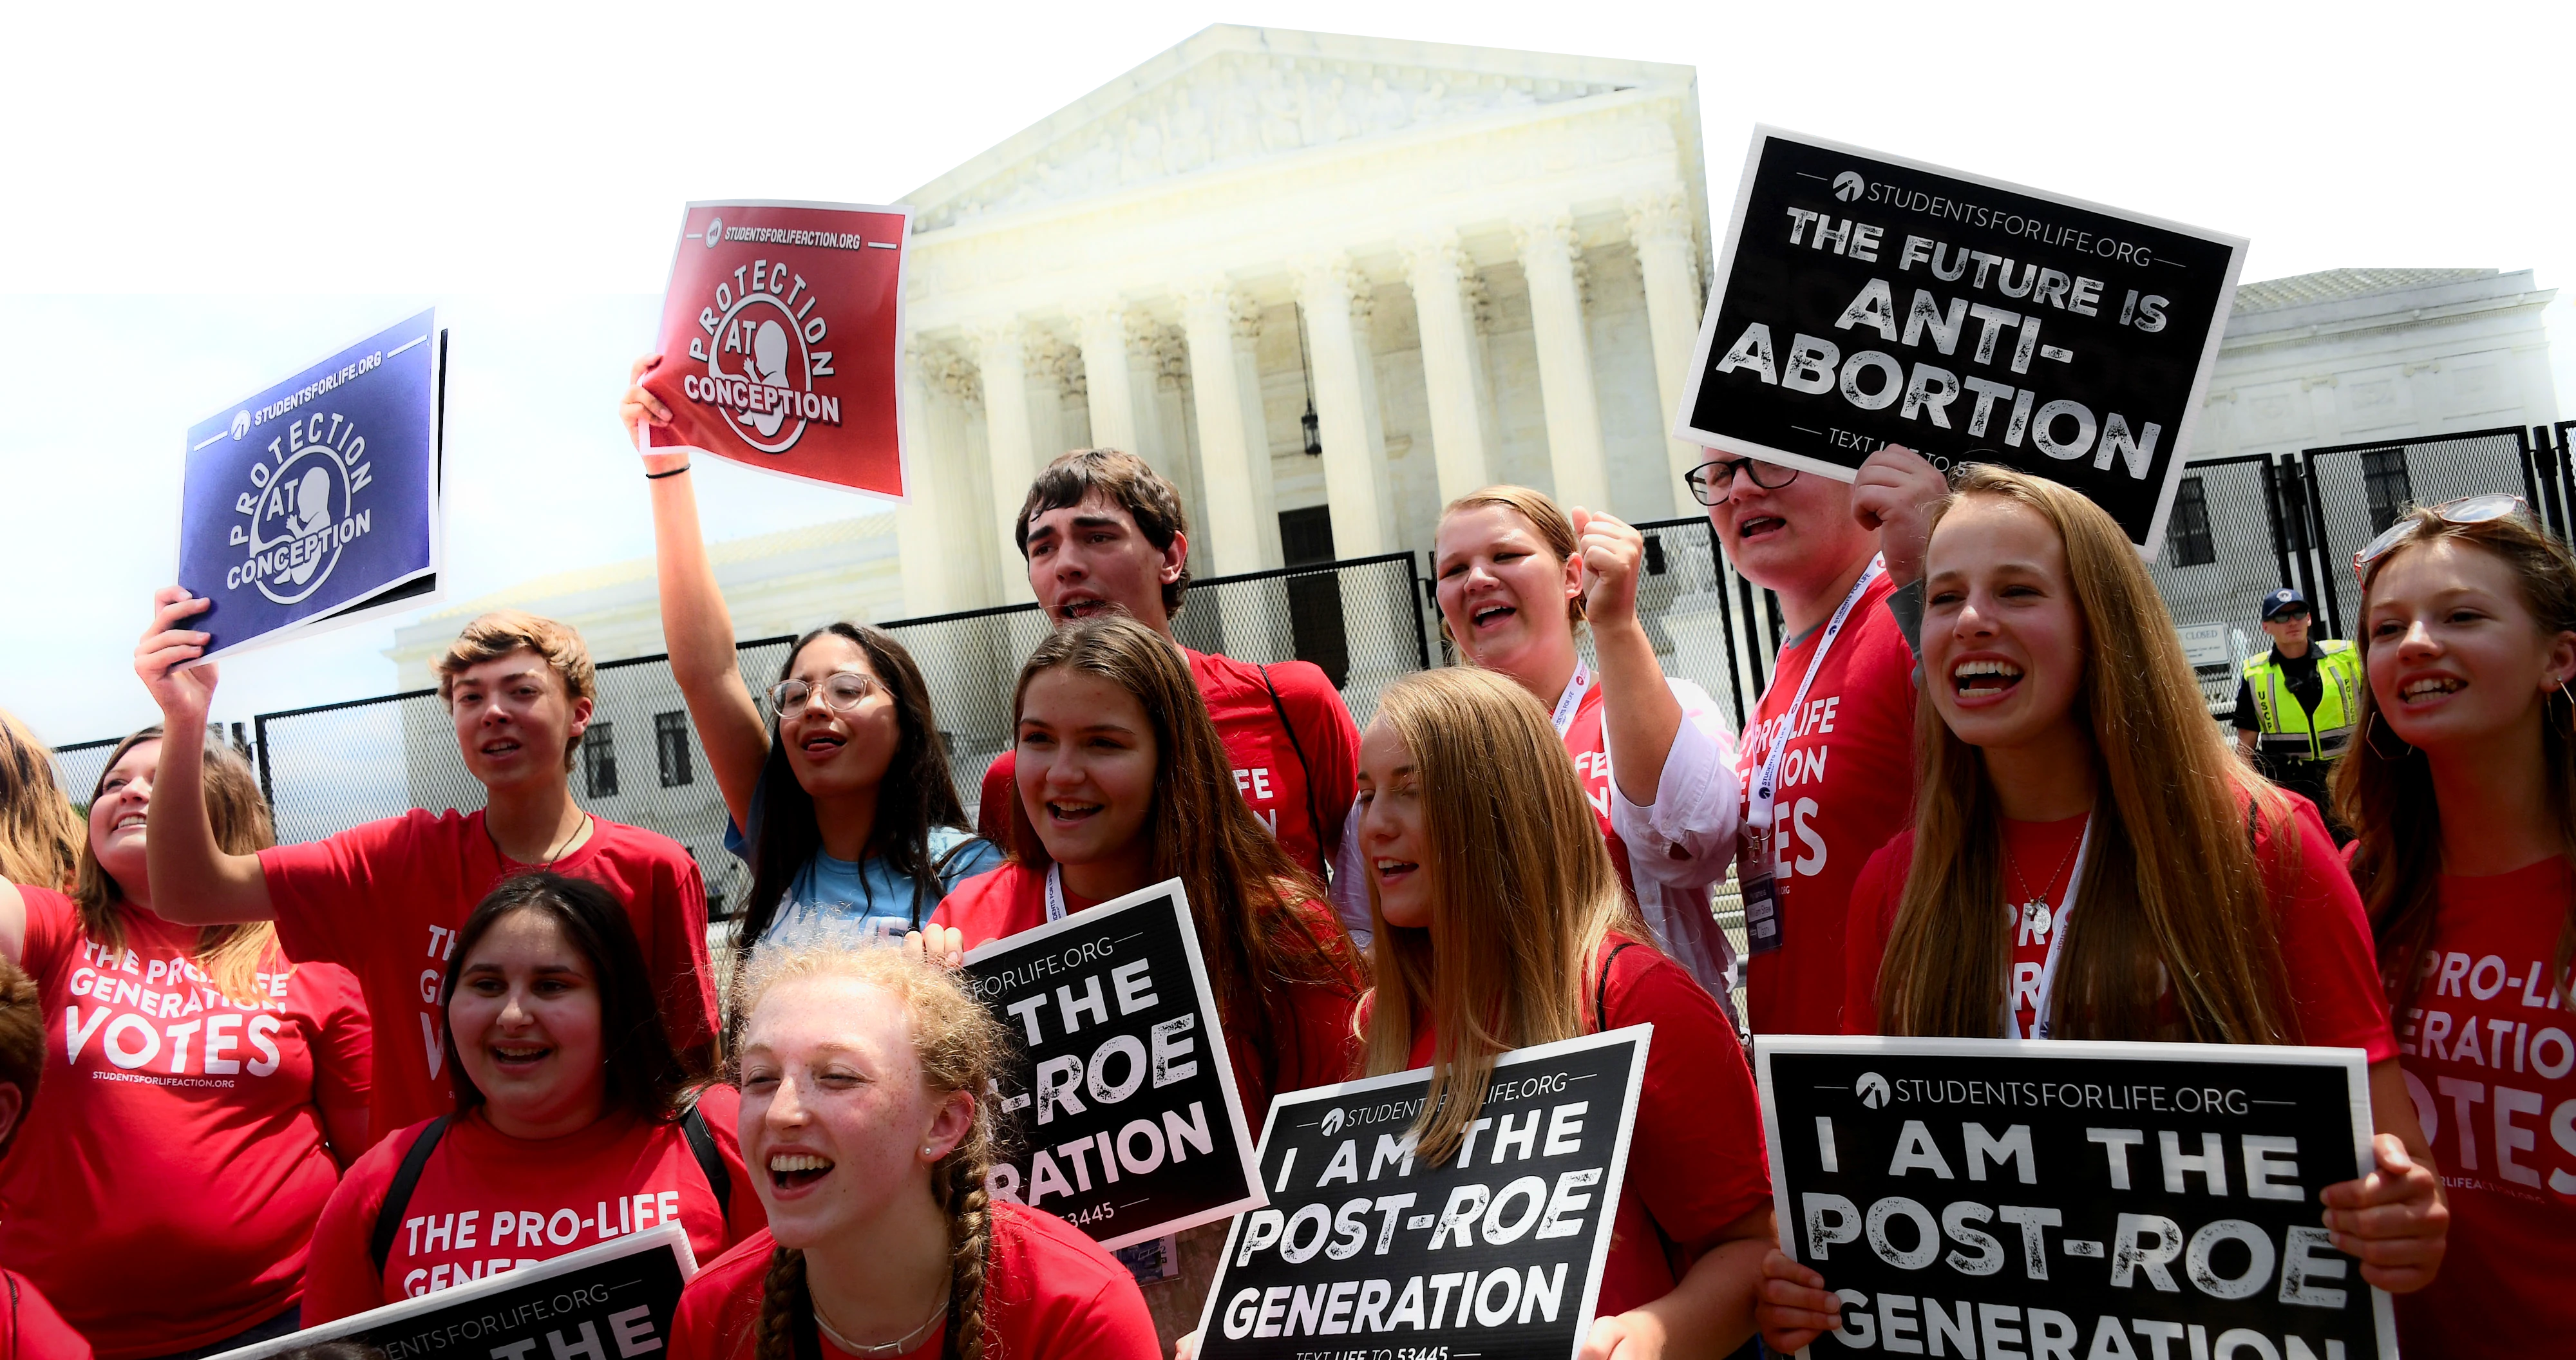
[2241,639,2364,760]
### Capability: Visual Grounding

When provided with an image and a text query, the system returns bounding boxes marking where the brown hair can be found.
[1437,485,1587,630]
[0,956,38,1158]
[1013,449,1191,616]
[1361,667,1646,1165]
[1876,466,2296,1043]
[734,945,1011,1360]
[74,728,287,1008]
[0,708,82,892]
[1009,615,1361,1096]
[435,610,598,770]
[2338,507,2576,1014]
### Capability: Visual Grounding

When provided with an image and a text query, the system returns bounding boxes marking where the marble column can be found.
[1629,187,1709,514]
[1291,253,1394,558]
[1403,231,1495,506]
[1178,280,1266,578]
[970,319,1038,602]
[1515,213,1611,513]
[1227,292,1284,569]
[894,343,948,617]
[1073,300,1142,457]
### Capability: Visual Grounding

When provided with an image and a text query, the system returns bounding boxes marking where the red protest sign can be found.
[643,199,911,498]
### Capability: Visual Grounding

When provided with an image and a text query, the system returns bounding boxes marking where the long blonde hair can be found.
[74,728,285,1007]
[0,709,82,892]
[734,945,1011,1360]
[1436,486,1586,635]
[1877,466,2295,1043]
[1362,668,1646,1164]
[2338,507,2576,1012]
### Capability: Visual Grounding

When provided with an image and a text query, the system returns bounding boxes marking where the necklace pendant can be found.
[2022,899,2052,939]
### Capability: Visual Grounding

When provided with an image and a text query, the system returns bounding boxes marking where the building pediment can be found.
[904,24,1694,232]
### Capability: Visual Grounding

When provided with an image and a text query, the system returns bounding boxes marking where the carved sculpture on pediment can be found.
[918,55,1633,232]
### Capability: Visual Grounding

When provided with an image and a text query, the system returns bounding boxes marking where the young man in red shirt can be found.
[133,598,720,1137]
[1703,445,1942,1036]
[976,449,1359,887]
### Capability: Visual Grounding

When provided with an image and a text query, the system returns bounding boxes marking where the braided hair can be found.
[738,945,1010,1360]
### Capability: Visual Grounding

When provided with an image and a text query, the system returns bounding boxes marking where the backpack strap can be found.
[369,1115,453,1276]
[1593,941,1643,1034]
[1260,665,1330,865]
[679,1097,732,1224]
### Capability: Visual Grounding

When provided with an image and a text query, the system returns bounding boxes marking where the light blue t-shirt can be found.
[729,817,1004,949]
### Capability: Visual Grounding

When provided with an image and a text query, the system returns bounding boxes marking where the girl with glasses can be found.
[621,362,1002,965]
[2338,496,2575,1358]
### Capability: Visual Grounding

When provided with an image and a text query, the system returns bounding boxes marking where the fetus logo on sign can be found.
[225,409,381,605]
[677,253,846,456]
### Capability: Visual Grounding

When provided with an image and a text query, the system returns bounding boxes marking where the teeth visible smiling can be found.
[1951,659,2023,692]
[768,1153,833,1173]
[2401,677,2462,699]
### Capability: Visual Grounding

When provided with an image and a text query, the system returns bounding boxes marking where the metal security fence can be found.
[48,737,122,809]
[218,552,1428,922]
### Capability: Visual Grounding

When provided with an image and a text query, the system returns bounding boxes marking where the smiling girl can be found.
[1428,487,1741,1003]
[621,360,1001,961]
[2335,498,2576,1357]
[927,614,1363,1341]
[0,728,372,1360]
[671,944,1155,1359]
[301,873,763,1321]
[1352,666,1775,1360]
[1757,466,2447,1349]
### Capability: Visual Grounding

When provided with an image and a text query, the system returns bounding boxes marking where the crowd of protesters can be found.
[0,353,2562,1360]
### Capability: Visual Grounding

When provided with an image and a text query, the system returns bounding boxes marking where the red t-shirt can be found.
[260,808,720,1135]
[301,1084,764,1323]
[668,1203,1159,1360]
[0,889,371,1360]
[978,650,1358,880]
[1,1270,89,1360]
[1734,574,1917,1036]
[932,864,1361,1129]
[2371,855,2576,1358]
[1842,798,2396,1061]
[1403,936,1770,1317]
[1562,683,1638,896]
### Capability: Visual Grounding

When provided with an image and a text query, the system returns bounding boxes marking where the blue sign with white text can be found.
[178,310,444,660]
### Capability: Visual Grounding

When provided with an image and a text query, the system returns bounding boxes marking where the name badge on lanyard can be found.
[2006,819,2092,1040]
[1736,558,1882,957]
[1044,864,1068,923]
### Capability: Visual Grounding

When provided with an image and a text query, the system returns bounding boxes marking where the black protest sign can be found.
[1197,1026,1651,1360]
[961,877,1264,1249]
[1675,128,2246,554]
[1756,1037,2392,1360]
[211,1223,692,1360]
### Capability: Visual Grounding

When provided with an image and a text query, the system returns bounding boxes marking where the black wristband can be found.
[645,464,690,480]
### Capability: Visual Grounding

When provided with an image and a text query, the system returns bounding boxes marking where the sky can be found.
[5,0,2573,750]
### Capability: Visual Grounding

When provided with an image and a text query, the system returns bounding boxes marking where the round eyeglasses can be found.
[766,672,880,717]
[1685,456,1799,507]
[2352,494,2528,582]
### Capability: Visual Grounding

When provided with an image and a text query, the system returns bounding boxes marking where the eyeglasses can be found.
[766,672,880,717]
[2352,494,2529,581]
[1685,456,1799,507]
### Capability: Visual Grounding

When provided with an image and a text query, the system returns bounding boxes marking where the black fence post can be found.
[2532,424,2570,542]
[253,713,276,806]
[1405,551,1431,671]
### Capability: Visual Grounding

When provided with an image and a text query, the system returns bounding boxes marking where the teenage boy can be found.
[978,449,1359,883]
[134,594,719,1135]
[1703,446,1942,1036]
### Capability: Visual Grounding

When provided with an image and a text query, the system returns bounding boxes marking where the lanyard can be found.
[1549,659,1593,737]
[1747,558,1884,829]
[1044,864,1067,923]
[2004,818,2094,1041]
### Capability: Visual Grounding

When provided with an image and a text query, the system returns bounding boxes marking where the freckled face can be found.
[2365,539,2576,753]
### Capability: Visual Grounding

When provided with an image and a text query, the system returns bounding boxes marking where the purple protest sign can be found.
[178,309,445,661]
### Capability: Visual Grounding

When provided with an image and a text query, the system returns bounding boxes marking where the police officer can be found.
[2231,587,2363,839]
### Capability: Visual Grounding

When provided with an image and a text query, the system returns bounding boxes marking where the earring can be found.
[2365,711,2414,761]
